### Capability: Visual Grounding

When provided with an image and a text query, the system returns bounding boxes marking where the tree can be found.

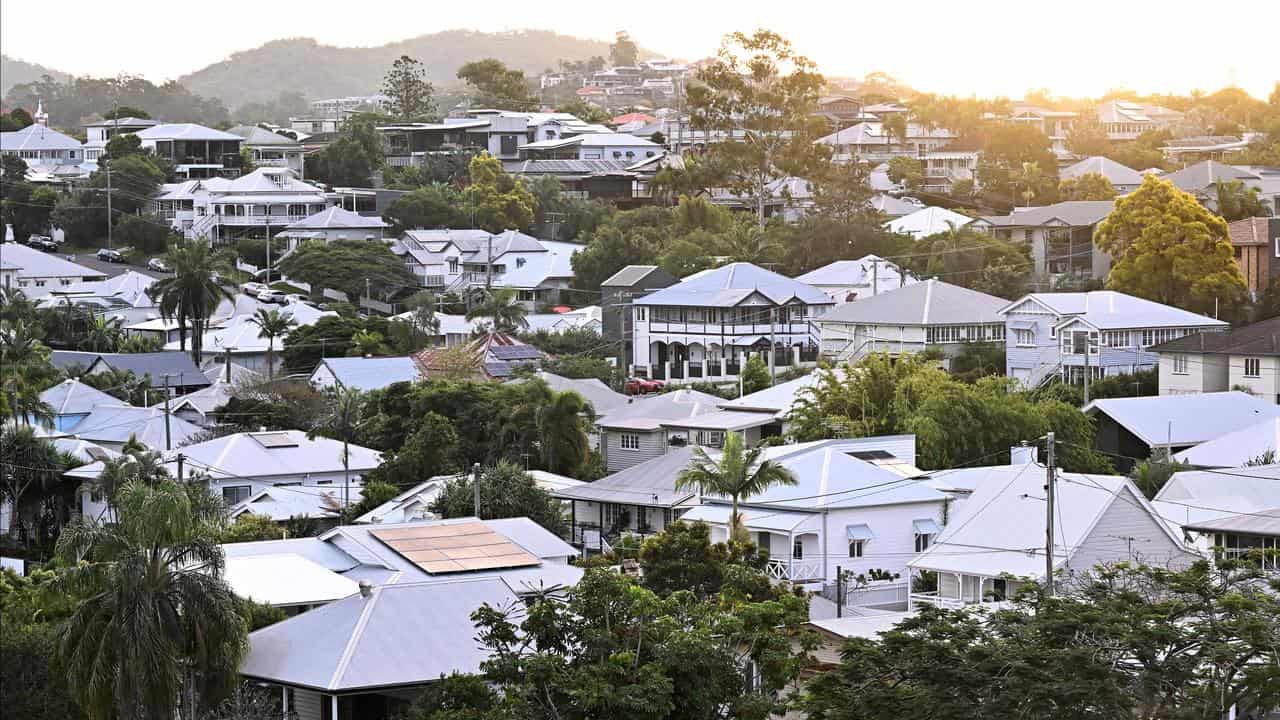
[0,426,80,542]
[0,107,35,131]
[1108,129,1171,172]
[554,98,609,124]
[392,291,440,352]
[219,514,283,544]
[310,387,365,511]
[609,31,640,67]
[569,223,661,291]
[456,59,537,110]
[366,412,459,488]
[246,308,296,379]
[808,161,876,223]
[55,480,247,720]
[461,153,536,233]
[81,315,125,352]
[637,520,767,598]
[277,239,415,302]
[1214,179,1268,221]
[466,288,529,333]
[430,461,567,536]
[339,480,400,524]
[113,214,173,255]
[384,184,465,233]
[976,123,1059,206]
[885,155,923,191]
[676,431,797,541]
[1058,172,1118,201]
[1066,118,1113,157]
[381,55,436,121]
[535,388,592,476]
[101,133,145,161]
[1,156,58,240]
[740,354,771,395]
[687,30,830,226]
[147,238,233,364]
[1095,175,1248,317]
[303,114,384,187]
[103,106,150,120]
[0,320,58,426]
[346,329,391,357]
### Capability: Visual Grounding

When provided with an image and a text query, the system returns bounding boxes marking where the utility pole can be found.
[105,79,121,250]
[1044,431,1056,596]
[870,258,879,296]
[1082,332,1091,405]
[223,347,234,383]
[176,453,185,482]
[472,462,482,518]
[162,374,173,451]
[485,233,493,291]
[769,306,777,385]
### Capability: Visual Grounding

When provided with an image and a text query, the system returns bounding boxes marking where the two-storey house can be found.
[1060,156,1144,194]
[1228,218,1280,297]
[972,200,1115,280]
[0,122,85,174]
[154,167,331,242]
[1000,291,1227,388]
[380,111,611,166]
[518,133,662,162]
[631,262,834,383]
[816,122,957,164]
[595,388,724,472]
[134,123,244,179]
[1096,100,1183,142]
[82,116,159,163]
[1154,316,1280,401]
[227,125,305,175]
[601,265,677,374]
[1009,105,1077,157]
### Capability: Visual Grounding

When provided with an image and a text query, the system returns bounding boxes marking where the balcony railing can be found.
[766,558,823,582]
[909,591,966,610]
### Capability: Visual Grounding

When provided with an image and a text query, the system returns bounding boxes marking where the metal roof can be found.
[39,379,120,417]
[167,430,382,480]
[1174,418,1280,468]
[1003,291,1226,331]
[1160,161,1257,192]
[314,356,420,391]
[1060,156,1144,186]
[793,256,916,290]
[283,206,387,230]
[1084,392,1280,448]
[820,278,1006,326]
[1154,464,1280,530]
[91,351,211,388]
[1152,314,1280,356]
[0,123,83,151]
[552,445,700,507]
[977,200,1115,228]
[68,405,204,449]
[224,554,360,607]
[595,388,724,431]
[601,264,668,287]
[0,242,106,280]
[135,123,243,142]
[1182,508,1280,537]
[637,262,832,308]
[885,207,974,239]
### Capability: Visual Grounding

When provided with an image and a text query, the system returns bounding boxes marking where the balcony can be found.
[215,214,311,226]
[908,591,967,610]
[765,558,823,582]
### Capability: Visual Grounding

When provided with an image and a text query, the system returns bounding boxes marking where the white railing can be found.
[909,591,966,610]
[765,558,824,582]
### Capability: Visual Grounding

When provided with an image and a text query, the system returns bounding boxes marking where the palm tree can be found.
[536,389,592,475]
[91,443,169,521]
[0,286,40,324]
[718,221,782,265]
[311,387,365,511]
[247,308,296,379]
[83,314,125,352]
[0,425,77,538]
[147,239,233,364]
[676,432,797,542]
[55,480,246,720]
[465,288,529,333]
[1,320,54,425]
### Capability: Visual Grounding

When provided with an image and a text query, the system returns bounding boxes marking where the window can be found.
[914,533,933,553]
[848,539,864,558]
[1102,331,1130,348]
[635,307,646,321]
[792,538,804,559]
[1244,357,1261,378]
[620,433,641,450]
[1142,328,1192,348]
[222,485,252,506]
[1172,354,1189,374]
[604,503,624,528]
[34,280,45,287]
[1014,328,1035,347]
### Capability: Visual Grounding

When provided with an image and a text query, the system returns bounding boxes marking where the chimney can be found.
[1010,443,1038,465]
[358,580,372,599]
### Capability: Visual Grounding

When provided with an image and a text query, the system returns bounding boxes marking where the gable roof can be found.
[885,207,973,239]
[170,430,382,479]
[1001,291,1226,331]
[977,200,1115,228]
[718,370,832,415]
[229,484,359,522]
[240,577,521,692]
[1154,463,1280,530]
[283,206,388,231]
[1182,507,1280,537]
[314,356,420,391]
[91,351,210,388]
[1084,392,1280,448]
[1061,156,1144,186]
[224,554,360,607]
[1227,217,1280,248]
[1152,315,1280,356]
[820,278,1006,326]
[1161,161,1257,192]
[526,371,628,415]
[1,242,106,280]
[69,405,204,448]
[226,125,301,147]
[1173,417,1280,468]
[601,264,672,288]
[135,123,242,142]
[0,123,82,151]
[595,388,724,431]
[40,378,121,417]
[637,262,832,308]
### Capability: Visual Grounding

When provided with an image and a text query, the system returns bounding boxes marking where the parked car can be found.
[96,248,125,263]
[625,377,665,395]
[253,268,283,283]
[240,281,267,297]
[28,236,58,252]
[257,289,287,304]
[284,293,309,305]
[147,258,170,272]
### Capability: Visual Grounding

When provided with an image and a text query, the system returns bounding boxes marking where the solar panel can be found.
[369,522,541,574]
[489,345,542,360]
[252,432,299,448]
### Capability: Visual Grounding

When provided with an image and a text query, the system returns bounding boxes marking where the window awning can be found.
[913,518,943,535]
[846,523,874,541]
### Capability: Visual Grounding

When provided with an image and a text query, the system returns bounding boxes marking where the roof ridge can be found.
[328,583,382,690]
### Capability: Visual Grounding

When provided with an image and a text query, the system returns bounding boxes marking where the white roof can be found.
[718,369,834,416]
[353,476,449,525]
[1061,156,1144,186]
[169,430,382,480]
[793,255,916,290]
[312,357,420,391]
[230,485,359,522]
[637,262,832,308]
[524,371,628,415]
[160,379,238,419]
[1174,417,1280,468]
[1084,392,1280,448]
[680,504,817,532]
[40,379,121,417]
[0,242,106,280]
[885,207,973,239]
[135,123,243,142]
[68,405,204,449]
[809,611,915,640]
[0,123,83,151]
[1001,291,1226,331]
[596,388,724,431]
[1154,463,1280,529]
[165,303,335,354]
[223,553,360,607]
[820,278,1006,326]
[281,206,387,231]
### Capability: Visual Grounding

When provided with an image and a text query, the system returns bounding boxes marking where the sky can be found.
[3,0,1277,100]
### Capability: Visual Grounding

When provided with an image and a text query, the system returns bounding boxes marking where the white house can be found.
[1060,156,1144,194]
[82,116,159,163]
[816,122,957,163]
[164,300,335,373]
[63,404,204,453]
[519,132,663,162]
[1096,100,1183,142]
[0,122,85,172]
[1153,463,1280,567]
[885,206,973,240]
[908,462,1192,609]
[154,167,331,242]
[794,255,916,303]
[0,243,106,298]
[818,279,1007,365]
[391,229,582,309]
[275,206,388,250]
[972,200,1115,280]
[38,378,121,432]
[226,125,305,175]
[41,270,158,325]
[1153,317,1280,401]
[380,110,612,165]
[631,262,834,383]
[999,291,1227,388]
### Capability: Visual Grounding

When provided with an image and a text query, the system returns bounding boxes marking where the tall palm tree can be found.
[536,389,592,475]
[719,221,782,265]
[91,443,169,521]
[147,239,233,364]
[83,314,125,353]
[465,288,529,334]
[0,425,77,538]
[311,386,365,510]
[55,480,246,720]
[676,432,797,542]
[1,320,54,425]
[246,308,296,379]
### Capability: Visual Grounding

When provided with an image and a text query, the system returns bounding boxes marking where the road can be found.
[68,252,165,280]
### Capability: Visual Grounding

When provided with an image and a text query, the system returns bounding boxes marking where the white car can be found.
[147,257,170,273]
[257,289,287,304]
[240,282,267,297]
[284,293,308,305]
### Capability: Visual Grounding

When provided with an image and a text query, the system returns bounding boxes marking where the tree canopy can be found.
[277,239,415,302]
[381,55,436,121]
[456,59,537,110]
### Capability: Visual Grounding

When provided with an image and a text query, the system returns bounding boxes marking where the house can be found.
[631,262,834,383]
[554,445,702,547]
[134,123,244,179]
[82,116,159,163]
[1174,418,1280,468]
[412,332,545,381]
[38,379,121,432]
[1096,100,1183,142]
[226,125,305,174]
[223,553,359,611]
[1083,392,1280,471]
[1160,161,1277,214]
[379,110,610,165]
[353,476,451,525]
[972,200,1115,280]
[1060,156,1144,194]
[868,193,923,218]
[1228,218,1280,296]
[794,255,916,303]
[390,229,582,308]
[228,485,361,524]
[1154,316,1280,400]
[601,265,677,371]
[681,437,940,585]
[1182,508,1280,573]
[1161,136,1251,164]
[0,122,85,171]
[817,122,956,163]
[519,133,662,162]
[502,156,667,205]
[0,243,106,298]
[1,258,18,291]
[819,279,1007,365]
[709,176,815,223]
[64,404,204,453]
[82,351,211,395]
[154,167,331,242]
[1000,291,1227,388]
[522,371,628,416]
[159,375,248,427]
[908,462,1192,609]
[594,388,724,472]
[309,356,421,392]
[164,301,335,373]
[41,270,158,325]
[885,206,973,240]
[275,206,388,251]
[1153,464,1280,564]
[919,152,980,192]
[1009,105,1077,157]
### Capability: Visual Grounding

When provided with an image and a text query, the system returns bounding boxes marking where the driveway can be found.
[68,253,164,280]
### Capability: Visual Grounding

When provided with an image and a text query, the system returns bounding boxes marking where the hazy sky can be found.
[3,0,1277,100]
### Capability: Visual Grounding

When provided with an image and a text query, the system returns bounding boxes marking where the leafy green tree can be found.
[0,426,80,542]
[535,387,592,476]
[246,308,296,379]
[310,386,366,511]
[339,480,399,523]
[366,412,459,488]
[638,520,767,598]
[50,191,105,245]
[740,354,771,395]
[282,315,391,371]
[1065,118,1113,157]
[381,55,436,121]
[79,367,152,406]
[461,152,536,232]
[1058,172,1118,200]
[688,30,830,226]
[976,123,1058,206]
[676,431,797,540]
[55,480,247,720]
[466,288,529,333]
[346,329,391,357]
[277,239,415,302]
[219,513,283,544]
[1214,178,1268,221]
[716,220,784,265]
[0,157,58,239]
[456,59,537,110]
[554,98,609,124]
[81,315,124,352]
[384,183,465,233]
[0,320,58,425]
[0,107,35,131]
[886,156,923,191]
[113,214,172,255]
[89,154,167,218]
[1095,175,1248,317]
[147,238,234,364]
[1,620,85,720]
[430,460,567,536]
[101,133,144,161]
[1107,129,1171,171]
[609,30,640,67]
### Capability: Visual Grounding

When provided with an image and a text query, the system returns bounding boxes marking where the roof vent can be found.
[358,580,372,598]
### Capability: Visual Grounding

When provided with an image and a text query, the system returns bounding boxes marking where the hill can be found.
[1,55,70,97]
[178,30,650,110]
